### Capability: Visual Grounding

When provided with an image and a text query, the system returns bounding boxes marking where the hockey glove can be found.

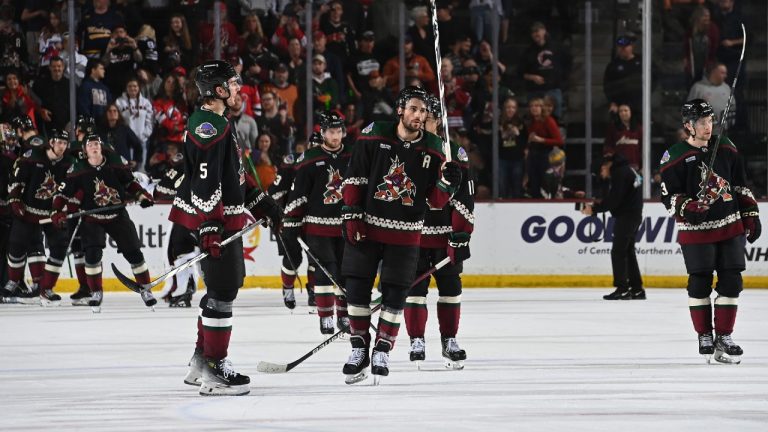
[682,198,710,225]
[743,214,762,244]
[138,191,154,208]
[245,189,282,231]
[447,232,471,264]
[198,221,223,259]
[341,205,366,246]
[50,211,68,229]
[440,161,463,188]
[281,217,303,239]
[10,200,24,218]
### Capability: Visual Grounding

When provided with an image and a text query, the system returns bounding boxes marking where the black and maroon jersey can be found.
[153,153,185,202]
[7,147,71,224]
[169,108,250,232]
[342,121,453,246]
[268,152,300,206]
[55,151,145,224]
[420,142,474,249]
[659,136,758,244]
[0,149,18,216]
[284,144,352,237]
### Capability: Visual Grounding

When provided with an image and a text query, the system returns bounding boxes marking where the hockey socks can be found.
[27,253,45,285]
[404,296,428,338]
[280,266,297,288]
[131,261,151,285]
[375,307,403,349]
[437,295,461,338]
[347,303,372,346]
[74,255,88,289]
[714,296,738,335]
[6,252,25,283]
[688,297,712,334]
[315,285,335,317]
[85,262,103,294]
[201,297,233,361]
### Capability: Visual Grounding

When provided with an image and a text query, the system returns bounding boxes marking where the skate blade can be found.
[714,350,741,365]
[71,298,91,306]
[183,370,202,387]
[373,375,383,386]
[40,299,61,307]
[344,369,369,385]
[703,354,712,364]
[19,298,41,305]
[308,306,317,314]
[199,382,250,396]
[91,306,102,313]
[0,297,20,304]
[416,360,422,370]
[444,358,465,370]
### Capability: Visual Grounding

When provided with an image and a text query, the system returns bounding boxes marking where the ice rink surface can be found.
[1,288,767,432]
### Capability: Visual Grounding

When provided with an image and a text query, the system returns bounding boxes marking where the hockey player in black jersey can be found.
[0,125,14,293]
[11,115,46,150]
[340,86,463,384]
[171,60,281,396]
[660,99,760,364]
[404,95,473,370]
[51,134,157,311]
[284,112,352,334]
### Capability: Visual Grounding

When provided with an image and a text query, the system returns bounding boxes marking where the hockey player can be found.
[0,125,13,292]
[405,94,473,370]
[340,86,463,384]
[11,115,46,149]
[4,129,73,306]
[50,134,157,311]
[660,99,760,364]
[283,112,352,334]
[171,60,281,396]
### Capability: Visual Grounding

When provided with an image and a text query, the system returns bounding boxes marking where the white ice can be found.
[1,288,767,431]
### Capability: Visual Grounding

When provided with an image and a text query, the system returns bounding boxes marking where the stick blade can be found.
[256,361,289,374]
[111,263,147,293]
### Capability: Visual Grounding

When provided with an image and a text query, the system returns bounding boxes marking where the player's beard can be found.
[402,118,422,134]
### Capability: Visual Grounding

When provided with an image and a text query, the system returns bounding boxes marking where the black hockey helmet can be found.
[426,93,442,118]
[681,99,715,125]
[11,115,34,132]
[76,115,96,133]
[319,111,346,136]
[396,85,429,110]
[195,60,239,99]
[83,133,103,148]
[308,131,323,148]
[49,129,70,145]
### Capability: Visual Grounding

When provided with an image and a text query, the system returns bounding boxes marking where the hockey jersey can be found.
[153,153,185,202]
[267,152,300,206]
[169,108,250,232]
[0,149,18,216]
[660,136,758,244]
[420,142,474,249]
[284,144,353,237]
[7,147,72,224]
[55,151,145,224]
[342,121,453,246]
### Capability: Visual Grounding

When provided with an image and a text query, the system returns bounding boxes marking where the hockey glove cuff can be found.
[245,189,283,231]
[447,232,471,264]
[281,217,303,237]
[198,221,223,259]
[742,212,761,244]
[341,205,366,246]
[9,200,24,218]
[682,198,710,225]
[438,161,462,192]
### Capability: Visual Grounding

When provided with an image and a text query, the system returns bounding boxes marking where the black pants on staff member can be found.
[610,212,644,298]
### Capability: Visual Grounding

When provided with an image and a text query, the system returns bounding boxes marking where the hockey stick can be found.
[39,203,127,224]
[63,217,83,277]
[256,256,451,374]
[111,220,263,293]
[698,23,746,200]
[429,0,451,162]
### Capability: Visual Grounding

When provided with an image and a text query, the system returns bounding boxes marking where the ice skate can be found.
[282,286,296,310]
[0,281,20,304]
[169,279,195,308]
[409,337,425,369]
[343,336,369,385]
[183,348,204,386]
[629,288,646,300]
[140,290,157,311]
[199,358,250,396]
[307,286,316,314]
[89,291,103,313]
[603,287,630,300]
[17,283,41,305]
[40,289,61,307]
[713,334,742,365]
[320,316,335,335]
[70,285,91,306]
[371,341,391,385]
[442,337,466,370]
[337,316,350,334]
[698,332,714,363]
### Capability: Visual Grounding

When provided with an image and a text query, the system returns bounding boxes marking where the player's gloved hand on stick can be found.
[138,191,154,208]
[10,200,24,218]
[447,232,471,264]
[682,198,709,225]
[743,214,761,244]
[198,221,223,259]
[281,217,302,239]
[440,161,463,188]
[50,210,67,229]
[245,189,282,231]
[341,205,366,246]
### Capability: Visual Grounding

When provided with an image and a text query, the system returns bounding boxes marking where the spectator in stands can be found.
[38,11,66,70]
[102,24,143,97]
[241,13,265,42]
[242,34,280,84]
[346,30,380,100]
[460,59,482,95]
[77,0,125,59]
[343,102,364,143]
[32,57,70,133]
[231,92,259,152]
[257,89,294,155]
[311,54,340,118]
[604,34,643,114]
[603,103,642,170]
[319,0,355,60]
[264,63,298,121]
[445,34,472,75]
[287,37,305,87]
[153,73,186,147]
[687,61,733,133]
[271,4,306,59]
[312,31,346,104]
[135,25,160,79]
[136,65,161,100]
[238,0,279,37]
[436,2,460,54]
[231,59,261,118]
[251,132,278,189]
[499,97,527,198]
[146,141,181,180]
[519,22,568,118]
[100,102,142,169]
[684,5,720,88]
[116,77,153,171]
[712,0,745,128]
[408,6,436,68]
[444,73,471,130]
[475,40,507,75]
[60,32,87,85]
[162,14,195,72]
[383,35,436,94]
[199,2,241,63]
[361,70,395,123]
[0,71,37,123]
[77,59,112,119]
[0,17,28,86]
[21,1,49,67]
[469,0,503,43]
[526,97,564,198]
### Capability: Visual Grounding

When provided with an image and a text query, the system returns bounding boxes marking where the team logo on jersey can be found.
[660,150,670,164]
[697,162,733,204]
[457,147,468,162]
[28,136,44,148]
[323,167,344,204]
[373,156,415,206]
[92,178,122,206]
[283,154,295,165]
[195,122,217,139]
[34,171,58,200]
[362,122,374,134]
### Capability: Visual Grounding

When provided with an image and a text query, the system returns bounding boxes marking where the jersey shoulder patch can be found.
[28,136,45,148]
[188,109,228,144]
[296,152,305,163]
[171,152,184,163]
[456,146,469,162]
[23,149,33,158]
[361,122,374,134]
[659,142,690,167]
[194,122,218,139]
[283,154,295,165]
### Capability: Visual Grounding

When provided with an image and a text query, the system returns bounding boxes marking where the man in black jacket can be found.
[33,57,71,133]
[582,153,645,300]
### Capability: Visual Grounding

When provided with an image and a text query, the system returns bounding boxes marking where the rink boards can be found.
[51,202,768,290]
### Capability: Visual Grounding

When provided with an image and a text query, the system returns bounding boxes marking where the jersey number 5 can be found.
[199,163,208,179]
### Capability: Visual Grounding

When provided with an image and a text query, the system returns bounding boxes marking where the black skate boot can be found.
[714,334,742,365]
[89,290,104,313]
[343,335,370,385]
[199,358,251,396]
[140,290,157,310]
[337,315,350,334]
[282,286,296,310]
[307,285,316,314]
[371,340,392,385]
[698,332,715,363]
[169,279,195,308]
[183,348,204,386]
[629,288,646,300]
[18,283,41,305]
[320,316,335,335]
[603,287,630,300]
[0,281,20,304]
[442,337,467,370]
[70,285,91,306]
[409,337,426,369]
[40,289,61,307]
